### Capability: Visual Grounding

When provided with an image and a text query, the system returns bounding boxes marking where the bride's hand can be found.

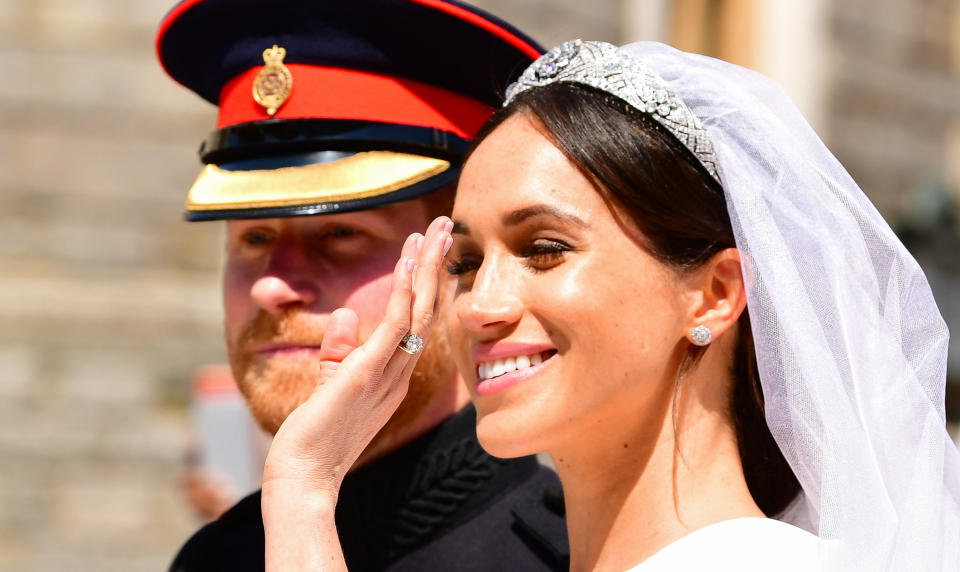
[261,216,453,571]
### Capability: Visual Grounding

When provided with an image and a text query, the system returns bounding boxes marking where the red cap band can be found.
[217,64,495,137]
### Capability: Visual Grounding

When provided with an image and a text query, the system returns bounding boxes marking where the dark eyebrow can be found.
[451,221,470,235]
[503,205,589,228]
[451,205,589,236]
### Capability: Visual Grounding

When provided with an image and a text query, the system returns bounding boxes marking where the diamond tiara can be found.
[505,40,720,184]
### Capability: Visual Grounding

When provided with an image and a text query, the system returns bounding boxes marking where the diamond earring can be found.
[691,325,712,346]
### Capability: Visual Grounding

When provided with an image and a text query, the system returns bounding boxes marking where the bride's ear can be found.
[682,248,747,345]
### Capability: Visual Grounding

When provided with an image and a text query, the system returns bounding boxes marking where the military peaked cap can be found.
[156,0,543,220]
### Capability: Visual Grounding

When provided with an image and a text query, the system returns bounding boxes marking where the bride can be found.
[261,41,960,571]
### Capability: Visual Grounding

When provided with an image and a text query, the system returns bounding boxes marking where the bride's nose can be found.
[454,261,523,332]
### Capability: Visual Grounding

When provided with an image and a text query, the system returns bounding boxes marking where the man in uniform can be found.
[156,0,568,570]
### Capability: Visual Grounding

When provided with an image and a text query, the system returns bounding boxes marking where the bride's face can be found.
[447,113,692,457]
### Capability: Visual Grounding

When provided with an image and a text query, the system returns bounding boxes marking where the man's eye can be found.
[243,231,273,245]
[329,227,356,238]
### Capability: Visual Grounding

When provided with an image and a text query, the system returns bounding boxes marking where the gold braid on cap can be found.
[505,40,720,184]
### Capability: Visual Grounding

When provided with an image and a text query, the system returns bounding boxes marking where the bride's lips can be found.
[472,342,557,396]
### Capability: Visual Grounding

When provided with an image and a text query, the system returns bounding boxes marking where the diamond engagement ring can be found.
[398,333,424,355]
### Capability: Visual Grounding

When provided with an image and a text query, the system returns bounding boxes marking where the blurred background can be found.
[1,0,958,570]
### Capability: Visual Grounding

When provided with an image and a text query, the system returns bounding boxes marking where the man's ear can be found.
[684,248,747,345]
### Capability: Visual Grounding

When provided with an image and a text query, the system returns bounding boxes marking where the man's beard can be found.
[226,309,455,447]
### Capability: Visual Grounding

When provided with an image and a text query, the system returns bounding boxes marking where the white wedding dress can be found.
[626,518,819,571]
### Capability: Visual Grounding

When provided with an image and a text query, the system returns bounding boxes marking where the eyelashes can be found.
[521,239,570,270]
[446,255,479,276]
[446,239,573,276]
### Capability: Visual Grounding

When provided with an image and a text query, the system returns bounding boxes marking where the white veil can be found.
[623,42,960,570]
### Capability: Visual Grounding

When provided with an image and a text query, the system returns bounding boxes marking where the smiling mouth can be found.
[476,350,556,381]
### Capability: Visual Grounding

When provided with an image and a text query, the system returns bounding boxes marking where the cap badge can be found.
[252,45,293,116]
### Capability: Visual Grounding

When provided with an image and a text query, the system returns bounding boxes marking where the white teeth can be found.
[477,352,548,381]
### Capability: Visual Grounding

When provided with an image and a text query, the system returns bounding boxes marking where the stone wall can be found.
[825,0,960,387]
[1,1,223,570]
[827,0,960,220]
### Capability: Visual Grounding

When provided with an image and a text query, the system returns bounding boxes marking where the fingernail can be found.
[406,257,416,273]
[443,220,454,233]
[442,235,453,256]
[415,235,424,252]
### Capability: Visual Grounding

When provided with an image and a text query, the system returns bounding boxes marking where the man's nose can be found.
[249,241,319,317]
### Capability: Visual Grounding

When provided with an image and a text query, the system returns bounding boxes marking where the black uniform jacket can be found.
[169,405,569,571]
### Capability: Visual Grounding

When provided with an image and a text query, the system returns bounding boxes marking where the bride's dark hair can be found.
[468,82,801,516]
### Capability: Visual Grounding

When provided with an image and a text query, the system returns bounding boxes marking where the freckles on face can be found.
[448,113,686,456]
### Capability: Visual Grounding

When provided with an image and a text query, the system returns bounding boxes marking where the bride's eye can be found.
[446,253,481,276]
[522,239,570,271]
